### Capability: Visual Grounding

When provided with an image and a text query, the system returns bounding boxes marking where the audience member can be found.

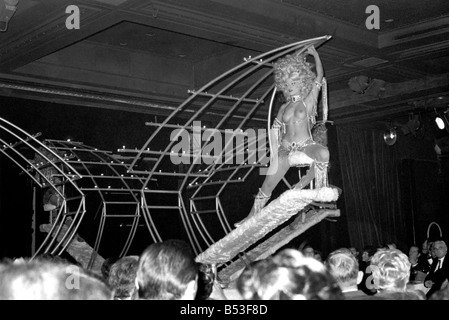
[5,240,447,301]
[301,245,315,258]
[408,245,430,282]
[422,240,435,266]
[424,239,449,299]
[0,258,113,300]
[107,255,139,300]
[325,248,375,299]
[358,245,378,295]
[421,239,431,259]
[348,247,359,261]
[370,248,425,300]
[195,263,215,300]
[236,248,344,300]
[135,239,199,300]
[419,241,432,270]
[313,249,323,262]
[101,256,120,282]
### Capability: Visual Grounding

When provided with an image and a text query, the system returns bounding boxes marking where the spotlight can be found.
[383,127,397,146]
[435,109,449,132]
[435,116,445,130]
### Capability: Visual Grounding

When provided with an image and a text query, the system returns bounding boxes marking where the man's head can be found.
[325,248,363,290]
[361,245,377,262]
[107,255,139,300]
[136,239,198,300]
[408,245,420,260]
[302,245,315,258]
[237,248,343,300]
[432,240,447,260]
[370,249,410,292]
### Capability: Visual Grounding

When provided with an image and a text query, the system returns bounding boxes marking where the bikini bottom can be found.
[278,138,316,159]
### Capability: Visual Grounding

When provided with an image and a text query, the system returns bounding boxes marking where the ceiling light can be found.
[383,126,397,146]
[435,116,445,130]
[435,109,449,131]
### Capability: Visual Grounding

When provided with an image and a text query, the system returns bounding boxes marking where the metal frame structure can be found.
[42,139,156,262]
[0,117,85,258]
[125,35,331,256]
[1,36,333,269]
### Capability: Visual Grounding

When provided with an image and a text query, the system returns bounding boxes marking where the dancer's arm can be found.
[275,103,287,121]
[271,103,287,147]
[305,46,323,117]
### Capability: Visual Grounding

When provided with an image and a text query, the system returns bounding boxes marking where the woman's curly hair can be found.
[273,50,316,99]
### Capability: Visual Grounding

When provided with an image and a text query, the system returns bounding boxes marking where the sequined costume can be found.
[278,138,316,158]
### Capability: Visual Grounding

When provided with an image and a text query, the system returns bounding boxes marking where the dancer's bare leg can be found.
[293,166,315,190]
[260,155,291,196]
[234,156,290,227]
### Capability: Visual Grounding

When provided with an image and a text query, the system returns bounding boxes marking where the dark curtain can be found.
[336,126,407,250]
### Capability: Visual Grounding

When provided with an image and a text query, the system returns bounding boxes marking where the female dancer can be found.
[235,45,329,227]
